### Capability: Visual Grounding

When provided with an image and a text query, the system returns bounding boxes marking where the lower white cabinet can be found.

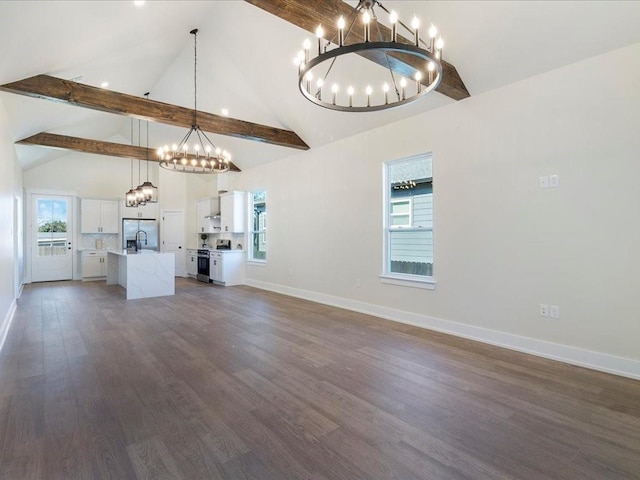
[82,251,108,279]
[186,249,198,277]
[210,251,245,286]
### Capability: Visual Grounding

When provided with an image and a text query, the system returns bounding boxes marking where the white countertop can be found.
[78,248,118,253]
[108,250,170,256]
[188,248,245,253]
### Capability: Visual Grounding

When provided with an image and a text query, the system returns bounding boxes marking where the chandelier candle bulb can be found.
[315,25,324,56]
[389,11,398,41]
[429,24,437,51]
[305,71,313,92]
[331,83,339,105]
[363,10,371,42]
[383,82,389,104]
[415,71,423,93]
[436,36,444,60]
[428,61,435,83]
[400,77,407,100]
[347,86,354,107]
[412,16,420,46]
[303,39,311,63]
[366,85,373,107]
[338,16,345,46]
[316,78,323,100]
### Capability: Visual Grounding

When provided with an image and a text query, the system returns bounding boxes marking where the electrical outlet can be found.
[550,305,560,319]
[539,176,549,188]
[539,304,549,317]
[549,174,560,187]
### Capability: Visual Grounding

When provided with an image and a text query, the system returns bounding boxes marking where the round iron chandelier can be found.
[294,0,444,112]
[158,29,231,174]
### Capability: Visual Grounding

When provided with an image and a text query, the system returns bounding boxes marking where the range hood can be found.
[204,189,226,218]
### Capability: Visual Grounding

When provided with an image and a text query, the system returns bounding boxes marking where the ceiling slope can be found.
[16,132,242,172]
[0,74,309,150]
[244,0,470,101]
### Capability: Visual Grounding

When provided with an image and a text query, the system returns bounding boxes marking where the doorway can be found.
[161,210,185,276]
[30,194,73,282]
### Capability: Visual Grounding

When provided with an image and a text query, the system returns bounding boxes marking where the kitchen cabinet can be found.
[121,201,158,219]
[81,199,119,233]
[186,249,198,277]
[196,197,220,233]
[82,251,108,279]
[210,250,245,286]
[220,191,246,233]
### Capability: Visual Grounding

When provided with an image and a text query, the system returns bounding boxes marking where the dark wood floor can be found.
[1,278,639,479]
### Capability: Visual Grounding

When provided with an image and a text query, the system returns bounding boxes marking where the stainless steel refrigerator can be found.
[122,219,159,251]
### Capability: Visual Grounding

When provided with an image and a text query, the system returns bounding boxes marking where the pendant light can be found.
[138,92,159,202]
[125,118,139,207]
[134,118,146,206]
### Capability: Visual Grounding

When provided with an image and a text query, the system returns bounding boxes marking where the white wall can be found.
[235,43,640,377]
[0,96,23,349]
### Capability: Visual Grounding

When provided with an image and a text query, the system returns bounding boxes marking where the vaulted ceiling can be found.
[1,1,640,171]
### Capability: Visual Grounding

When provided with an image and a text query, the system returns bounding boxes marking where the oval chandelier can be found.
[294,0,444,112]
[158,29,231,174]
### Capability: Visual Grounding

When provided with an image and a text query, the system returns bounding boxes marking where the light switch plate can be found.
[539,176,549,188]
[539,304,549,317]
[550,305,560,318]
[549,175,560,187]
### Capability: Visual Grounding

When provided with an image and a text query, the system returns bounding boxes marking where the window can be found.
[382,154,434,288]
[249,191,267,261]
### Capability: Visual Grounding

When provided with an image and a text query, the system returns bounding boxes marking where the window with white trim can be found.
[249,190,266,261]
[383,154,433,282]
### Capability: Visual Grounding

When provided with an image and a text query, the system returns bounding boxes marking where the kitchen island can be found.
[107,250,175,300]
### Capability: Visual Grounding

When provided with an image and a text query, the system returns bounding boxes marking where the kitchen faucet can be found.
[135,230,148,251]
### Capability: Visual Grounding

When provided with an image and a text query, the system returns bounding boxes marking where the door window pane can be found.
[37,199,68,257]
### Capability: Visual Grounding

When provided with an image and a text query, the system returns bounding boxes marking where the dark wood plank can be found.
[0,278,639,479]
[1,74,309,150]
[17,132,243,172]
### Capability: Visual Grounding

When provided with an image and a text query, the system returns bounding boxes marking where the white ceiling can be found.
[1,0,640,171]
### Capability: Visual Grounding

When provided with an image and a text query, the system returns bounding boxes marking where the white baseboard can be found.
[246,279,640,381]
[0,299,17,355]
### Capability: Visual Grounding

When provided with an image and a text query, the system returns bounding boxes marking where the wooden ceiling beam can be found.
[1,74,309,151]
[16,132,242,172]
[245,0,470,101]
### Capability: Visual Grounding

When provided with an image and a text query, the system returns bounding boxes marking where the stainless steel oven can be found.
[197,249,211,283]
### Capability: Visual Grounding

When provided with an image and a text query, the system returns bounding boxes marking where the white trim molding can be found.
[379,273,436,290]
[0,299,17,355]
[246,279,640,381]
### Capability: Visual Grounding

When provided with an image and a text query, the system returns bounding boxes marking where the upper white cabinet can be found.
[81,199,119,233]
[120,201,158,220]
[220,191,246,233]
[196,197,220,234]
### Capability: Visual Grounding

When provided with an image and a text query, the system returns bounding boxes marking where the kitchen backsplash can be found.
[81,233,119,250]
[199,232,244,250]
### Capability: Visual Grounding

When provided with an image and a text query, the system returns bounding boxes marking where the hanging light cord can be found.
[144,92,150,181]
[130,119,134,188]
[138,119,142,185]
[192,28,198,128]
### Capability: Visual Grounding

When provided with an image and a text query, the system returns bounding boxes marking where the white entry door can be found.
[161,210,185,276]
[31,194,73,282]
